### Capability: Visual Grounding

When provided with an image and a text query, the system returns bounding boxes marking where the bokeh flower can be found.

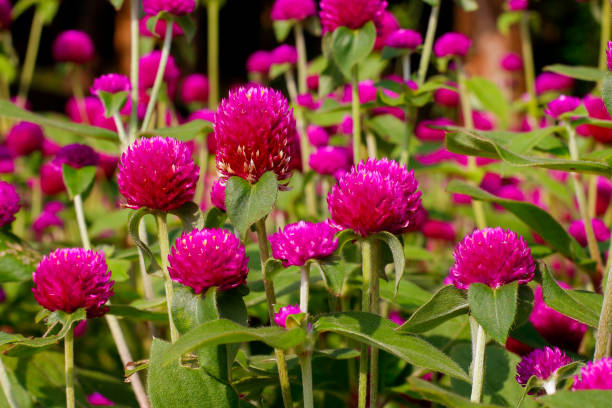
[535,72,574,95]
[210,179,226,211]
[373,11,399,50]
[0,181,20,227]
[271,44,298,65]
[572,358,612,390]
[307,125,330,147]
[246,51,272,75]
[142,0,195,16]
[180,74,209,104]
[508,0,528,11]
[516,347,571,386]
[274,304,302,328]
[319,0,387,33]
[87,392,115,406]
[52,30,95,64]
[568,219,610,247]
[422,220,455,241]
[6,122,44,156]
[501,52,523,71]
[271,0,316,21]
[90,74,131,96]
[139,51,181,97]
[415,118,456,141]
[269,221,339,266]
[385,29,423,50]
[545,95,581,118]
[309,146,352,178]
[433,32,471,58]
[0,0,11,30]
[56,144,99,168]
[139,16,184,38]
[434,82,459,107]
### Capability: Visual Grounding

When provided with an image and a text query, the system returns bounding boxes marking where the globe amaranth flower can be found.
[415,118,456,141]
[341,80,378,104]
[422,219,456,242]
[66,97,117,131]
[607,41,612,71]
[142,0,195,16]
[139,51,180,98]
[388,310,405,325]
[271,44,298,65]
[535,72,574,95]
[501,52,523,71]
[32,248,114,318]
[180,74,209,104]
[246,51,272,75]
[449,227,535,289]
[52,30,95,64]
[492,185,525,211]
[572,358,612,390]
[33,202,64,239]
[140,16,184,38]
[319,0,387,33]
[87,392,115,406]
[168,228,249,294]
[0,146,14,174]
[274,304,302,328]
[471,110,496,130]
[577,95,612,143]
[309,146,352,178]
[90,74,131,97]
[545,95,581,118]
[434,32,471,58]
[0,0,12,30]
[373,11,399,50]
[6,122,44,156]
[516,347,572,387]
[385,29,423,50]
[307,125,330,147]
[210,179,226,211]
[507,0,528,11]
[0,181,20,227]
[269,221,339,267]
[215,85,299,185]
[118,137,199,212]
[597,176,612,216]
[434,82,459,107]
[568,219,610,247]
[56,143,100,168]
[328,158,422,237]
[271,0,316,21]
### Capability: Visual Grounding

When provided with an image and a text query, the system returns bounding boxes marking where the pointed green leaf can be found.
[0,231,40,283]
[497,11,522,35]
[373,231,405,296]
[331,21,376,78]
[107,305,167,323]
[392,378,504,408]
[170,201,205,232]
[466,77,510,128]
[97,90,128,118]
[544,65,605,82]
[203,207,227,229]
[468,282,518,345]
[273,20,294,42]
[142,119,213,141]
[538,390,612,408]
[456,0,478,11]
[397,285,468,333]
[175,15,196,41]
[61,164,97,199]
[107,0,125,10]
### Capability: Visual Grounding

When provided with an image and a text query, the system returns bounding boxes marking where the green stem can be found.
[366,131,377,159]
[284,70,298,102]
[155,212,179,343]
[351,65,361,165]
[519,13,539,122]
[595,210,612,359]
[0,357,18,408]
[417,4,440,87]
[300,265,310,314]
[254,219,294,408]
[193,140,209,207]
[140,21,174,132]
[599,0,611,72]
[369,240,380,408]
[65,327,75,408]
[71,66,89,125]
[295,22,308,94]
[112,113,129,150]
[207,0,220,109]
[17,7,44,104]
[470,320,486,403]
[73,194,91,250]
[129,0,140,141]
[299,354,314,408]
[358,238,374,408]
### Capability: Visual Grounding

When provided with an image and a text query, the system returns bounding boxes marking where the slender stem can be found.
[73,194,91,250]
[594,231,612,359]
[358,238,373,408]
[65,327,75,408]
[417,4,440,87]
[207,0,220,109]
[366,131,377,159]
[284,70,298,102]
[17,7,44,103]
[193,140,209,207]
[300,265,310,314]
[254,220,293,408]
[112,113,129,150]
[129,0,140,141]
[155,212,179,343]
[369,241,380,408]
[470,322,486,403]
[519,13,539,122]
[402,53,411,82]
[295,22,308,94]
[588,174,598,219]
[140,22,173,132]
[71,66,89,125]
[0,358,18,408]
[299,354,314,408]
[138,220,155,305]
[351,65,361,165]
[599,0,611,72]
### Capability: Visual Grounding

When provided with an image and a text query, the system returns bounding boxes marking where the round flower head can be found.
[55,144,99,169]
[535,72,574,95]
[52,30,95,64]
[32,248,114,318]
[32,205,64,239]
[168,228,249,294]
[271,0,316,21]
[139,16,184,38]
[90,73,131,96]
[569,219,610,247]
[449,227,535,289]
[577,95,612,143]
[309,146,352,178]
[118,137,199,212]
[6,122,44,156]
[373,11,399,50]
[422,220,455,242]
[271,45,298,65]
[434,32,471,58]
[0,0,11,30]
[385,29,423,50]
[516,347,571,386]
[607,41,612,72]
[66,97,116,131]
[501,52,523,71]
[210,179,226,211]
[142,0,195,16]
[597,176,612,215]
[342,80,377,104]
[0,181,20,227]
[415,118,456,141]
[246,51,272,75]
[508,0,528,10]
[0,145,14,174]
[269,221,339,267]
[40,162,65,195]
[434,82,459,107]
[572,358,612,390]
[307,125,330,147]
[328,158,422,237]
[215,85,299,185]
[87,392,115,406]
[274,304,302,328]
[545,95,581,118]
[180,74,209,104]
[319,0,387,33]
[139,51,180,94]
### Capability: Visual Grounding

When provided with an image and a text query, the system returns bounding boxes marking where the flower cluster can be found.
[516,347,571,386]
[269,221,339,266]
[0,181,20,227]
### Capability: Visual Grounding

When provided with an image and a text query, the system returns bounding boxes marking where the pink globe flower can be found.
[434,82,459,107]
[307,75,319,91]
[66,96,117,131]
[139,16,184,38]
[572,358,612,390]
[142,0,195,16]
[568,219,610,247]
[319,0,387,33]
[449,228,535,289]
[579,95,612,143]
[52,30,95,64]
[139,51,180,95]
[32,248,114,318]
[433,32,471,58]
[373,11,399,50]
[246,51,272,75]
[269,221,339,267]
[118,137,199,212]
[32,203,64,239]
[40,162,65,195]
[98,152,119,179]
[271,44,298,65]
[210,179,226,211]
[545,95,581,118]
[307,125,330,147]
[422,219,455,241]
[271,0,317,21]
[516,347,571,386]
[6,122,44,156]
[415,118,455,141]
[493,185,525,211]
[607,41,612,71]
[507,0,528,11]
[180,74,210,104]
[500,52,523,71]
[388,310,405,325]
[0,181,20,227]
[309,146,353,177]
[55,144,99,168]
[342,80,378,104]
[168,228,249,294]
[596,176,612,216]
[385,29,423,50]
[0,146,14,174]
[296,93,322,110]
[0,0,12,30]
[90,74,131,96]
[472,110,496,130]
[274,304,302,328]
[215,85,299,185]
[535,72,574,95]
[328,158,422,237]
[73,320,88,337]
[87,392,115,406]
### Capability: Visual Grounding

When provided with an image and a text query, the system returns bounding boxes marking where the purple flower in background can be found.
[52,30,94,64]
[168,228,249,294]
[6,122,44,156]
[535,72,574,95]
[32,206,64,239]
[578,94,612,143]
[309,146,353,177]
[55,144,99,169]
[142,0,195,16]
[180,74,210,104]
[388,310,405,325]
[271,0,316,21]
[385,29,423,50]
[342,80,378,104]
[373,11,399,50]
[269,221,339,267]
[307,125,330,147]
[449,227,535,289]
[139,16,184,38]
[501,52,523,71]
[139,51,180,95]
[433,32,471,58]
[508,0,528,11]
[0,0,11,30]
[472,110,496,130]
[415,118,456,141]
[545,95,581,118]
[0,146,14,174]
[271,44,298,65]
[246,51,272,75]
[572,358,612,390]
[210,179,226,211]
[87,392,115,406]
[66,96,117,131]
[568,219,610,247]
[0,181,20,227]
[434,82,459,107]
[90,74,131,96]
[596,176,612,216]
[516,347,571,387]
[319,0,387,33]
[274,304,302,328]
[422,220,456,242]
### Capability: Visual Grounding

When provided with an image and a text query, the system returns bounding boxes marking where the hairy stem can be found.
[417,4,440,86]
[154,212,179,343]
[112,113,129,150]
[74,194,91,250]
[65,327,75,408]
[369,240,380,408]
[358,238,373,408]
[520,13,539,122]
[299,354,314,408]
[207,0,220,109]
[129,0,140,141]
[17,7,44,103]
[0,358,18,408]
[600,0,611,72]
[595,231,612,359]
[352,65,361,165]
[300,265,310,314]
[470,321,486,403]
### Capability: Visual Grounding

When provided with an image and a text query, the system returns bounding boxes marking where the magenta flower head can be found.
[507,0,528,11]
[140,16,184,38]
[545,95,581,118]
[118,137,199,212]
[607,41,612,71]
[139,51,180,93]
[0,0,12,30]
[142,0,195,16]
[449,228,535,289]
[6,122,44,156]
[535,72,574,95]
[274,304,302,328]
[385,29,423,50]
[415,118,456,141]
[328,158,422,237]
[271,0,316,21]
[168,228,249,294]
[210,179,226,211]
[52,30,94,64]
[516,347,572,387]
[434,82,459,107]
[572,358,612,390]
[87,392,115,406]
[373,11,399,50]
[215,85,299,185]
[246,51,272,75]
[309,146,353,178]
[501,52,523,71]
[422,219,456,242]
[55,144,99,168]
[307,125,330,147]
[271,44,298,65]
[180,74,209,104]
[319,0,387,33]
[434,32,471,58]
[90,73,131,97]
[269,221,339,267]
[32,248,114,318]
[569,219,610,247]
[0,181,20,227]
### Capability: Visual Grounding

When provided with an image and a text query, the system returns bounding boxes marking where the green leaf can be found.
[269,62,291,80]
[106,258,130,282]
[226,172,278,239]
[97,90,128,118]
[314,312,470,381]
[544,64,606,82]
[602,72,612,117]
[0,231,39,283]
[380,279,432,312]
[365,114,407,146]
[107,0,125,9]
[397,285,468,333]
[331,21,376,78]
[373,231,406,296]
[497,11,522,35]
[144,120,213,141]
[175,15,196,41]
[204,207,227,229]
[538,390,612,408]
[468,282,518,345]
[313,260,348,296]
[127,208,161,274]
[515,375,539,408]
[12,0,39,19]
[422,0,440,6]
[61,164,97,199]
[107,305,168,323]
[392,378,504,408]
[273,20,294,42]
[170,201,205,232]
[466,77,510,128]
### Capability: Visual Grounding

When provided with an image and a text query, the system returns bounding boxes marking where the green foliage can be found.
[61,164,97,200]
[397,285,468,333]
[544,64,605,82]
[468,282,518,345]
[97,90,128,118]
[466,77,511,129]
[330,21,376,78]
[538,391,612,408]
[0,231,39,283]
